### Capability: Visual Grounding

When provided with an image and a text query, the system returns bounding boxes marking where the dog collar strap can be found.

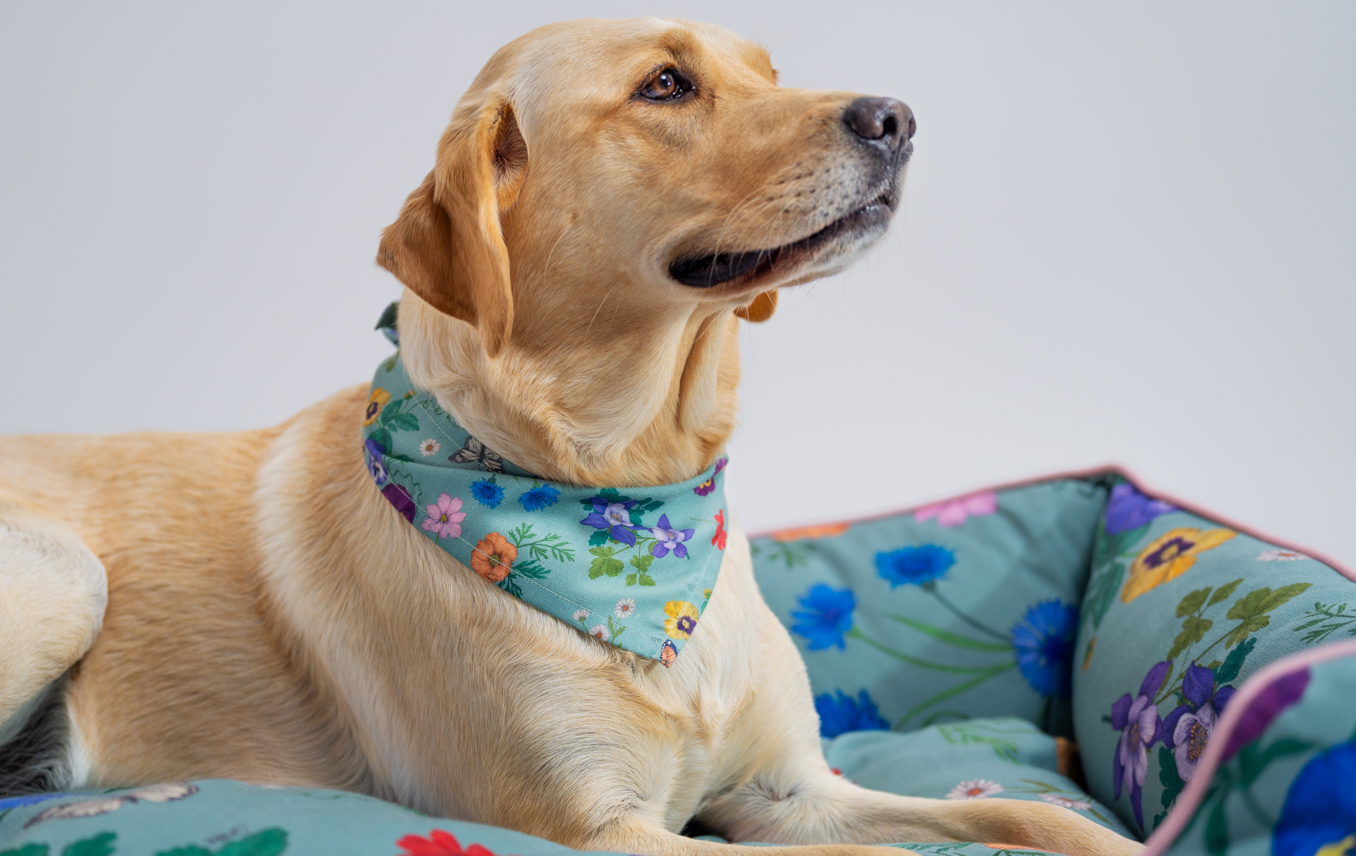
[362,342,728,666]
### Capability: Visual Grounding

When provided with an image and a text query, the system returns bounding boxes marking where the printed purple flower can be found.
[1104,482,1177,535]
[693,457,728,496]
[1160,664,1237,782]
[365,438,389,487]
[650,514,696,558]
[381,483,417,523]
[581,497,639,546]
[1221,667,1311,761]
[1110,660,1169,829]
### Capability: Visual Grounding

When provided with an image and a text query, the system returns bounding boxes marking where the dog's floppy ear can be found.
[377,98,528,358]
[735,290,778,323]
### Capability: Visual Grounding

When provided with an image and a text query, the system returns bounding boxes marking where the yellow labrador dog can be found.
[0,18,1139,856]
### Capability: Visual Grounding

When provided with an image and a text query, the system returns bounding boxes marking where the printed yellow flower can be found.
[364,388,391,426]
[664,600,700,640]
[1121,527,1236,603]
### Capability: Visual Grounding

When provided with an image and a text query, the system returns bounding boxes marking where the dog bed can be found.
[2,468,1353,856]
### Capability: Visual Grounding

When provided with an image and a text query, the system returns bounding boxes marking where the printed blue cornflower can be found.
[791,584,856,651]
[875,544,956,588]
[1010,599,1079,697]
[469,477,504,509]
[814,689,890,738]
[518,483,561,512]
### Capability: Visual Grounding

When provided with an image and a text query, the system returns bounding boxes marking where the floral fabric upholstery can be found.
[3,471,1353,856]
[1071,482,1356,840]
[753,478,1110,740]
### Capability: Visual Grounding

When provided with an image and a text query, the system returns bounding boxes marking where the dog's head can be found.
[376,18,911,483]
[377,17,912,357]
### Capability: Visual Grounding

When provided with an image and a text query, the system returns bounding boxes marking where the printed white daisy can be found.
[614,598,637,619]
[418,439,441,457]
[1039,793,1091,811]
[945,779,1003,800]
[1258,549,1306,562]
[589,624,611,642]
[572,609,590,623]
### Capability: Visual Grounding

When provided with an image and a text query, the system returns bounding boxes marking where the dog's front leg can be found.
[685,600,1142,856]
[699,772,1142,856]
[583,818,923,856]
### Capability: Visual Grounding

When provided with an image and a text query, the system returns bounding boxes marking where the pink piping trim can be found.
[746,462,1355,582]
[1139,638,1356,855]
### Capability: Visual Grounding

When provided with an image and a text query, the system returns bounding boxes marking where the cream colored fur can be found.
[0,18,1140,856]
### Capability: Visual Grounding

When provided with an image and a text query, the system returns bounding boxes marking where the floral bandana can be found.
[361,307,728,664]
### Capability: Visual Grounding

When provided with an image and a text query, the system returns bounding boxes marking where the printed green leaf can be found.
[638,573,656,586]
[2,844,51,856]
[889,615,1013,652]
[937,723,1020,763]
[641,499,664,512]
[625,573,637,586]
[1177,587,1213,618]
[154,848,211,856]
[1204,798,1229,855]
[1158,745,1185,808]
[388,413,420,432]
[628,510,646,527]
[1168,616,1212,661]
[1214,637,1255,684]
[368,428,393,454]
[589,545,614,558]
[630,553,655,572]
[61,835,116,856]
[589,556,624,579]
[379,398,404,423]
[1093,522,1149,570]
[512,560,549,579]
[1225,584,1312,647]
[1086,562,1127,630]
[1238,738,1314,789]
[1207,578,1244,607]
[217,829,288,856]
[587,530,610,547]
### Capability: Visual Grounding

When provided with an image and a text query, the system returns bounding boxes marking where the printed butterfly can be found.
[449,436,506,474]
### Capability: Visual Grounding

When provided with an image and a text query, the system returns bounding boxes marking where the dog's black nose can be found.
[843,97,915,156]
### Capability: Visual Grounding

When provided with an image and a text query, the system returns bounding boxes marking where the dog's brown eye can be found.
[641,67,691,101]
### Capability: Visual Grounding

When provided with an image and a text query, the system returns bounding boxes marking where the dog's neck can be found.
[398,293,741,488]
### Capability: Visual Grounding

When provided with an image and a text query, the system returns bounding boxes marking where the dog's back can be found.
[0,395,373,792]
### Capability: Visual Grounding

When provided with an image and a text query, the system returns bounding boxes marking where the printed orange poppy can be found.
[770,522,850,543]
[470,532,517,583]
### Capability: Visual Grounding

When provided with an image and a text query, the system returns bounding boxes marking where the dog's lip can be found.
[668,183,899,290]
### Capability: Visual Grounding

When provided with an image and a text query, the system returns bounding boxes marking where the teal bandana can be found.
[361,307,729,664]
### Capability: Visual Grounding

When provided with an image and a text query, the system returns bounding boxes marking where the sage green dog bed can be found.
[3,469,1353,856]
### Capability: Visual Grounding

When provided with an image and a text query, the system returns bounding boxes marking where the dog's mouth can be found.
[668,182,900,290]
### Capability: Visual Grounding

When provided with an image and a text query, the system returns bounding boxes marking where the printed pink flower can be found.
[422,494,466,539]
[914,491,998,528]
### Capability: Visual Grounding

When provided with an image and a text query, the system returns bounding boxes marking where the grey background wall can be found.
[2,3,1353,565]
